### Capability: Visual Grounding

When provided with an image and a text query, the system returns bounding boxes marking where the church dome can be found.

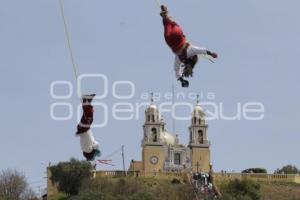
[192,103,205,117]
[144,94,160,123]
[162,132,176,145]
[145,93,158,113]
[145,102,159,116]
[148,103,157,110]
[194,104,204,113]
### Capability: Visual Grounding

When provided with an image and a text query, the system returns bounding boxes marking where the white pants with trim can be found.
[174,45,207,79]
[79,129,99,153]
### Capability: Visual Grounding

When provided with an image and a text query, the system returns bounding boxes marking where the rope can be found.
[102,147,122,160]
[155,0,161,8]
[59,0,81,95]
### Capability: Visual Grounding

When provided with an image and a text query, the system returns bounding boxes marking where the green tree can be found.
[274,165,299,174]
[49,158,92,196]
[242,168,267,174]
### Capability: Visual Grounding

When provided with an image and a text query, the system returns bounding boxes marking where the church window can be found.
[152,128,158,142]
[198,130,204,144]
[151,115,155,122]
[147,115,150,122]
[174,153,181,165]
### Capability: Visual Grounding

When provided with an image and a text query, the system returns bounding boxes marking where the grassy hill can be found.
[215,178,300,200]
[49,176,300,200]
[260,182,300,200]
[49,177,194,200]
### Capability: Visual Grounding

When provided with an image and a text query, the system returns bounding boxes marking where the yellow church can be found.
[130,97,211,174]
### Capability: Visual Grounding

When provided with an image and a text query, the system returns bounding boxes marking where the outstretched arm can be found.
[187,45,208,57]
[187,45,218,59]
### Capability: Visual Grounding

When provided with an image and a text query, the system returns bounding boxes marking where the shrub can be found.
[49,158,93,196]
[242,168,267,174]
[274,165,300,175]
[222,179,261,200]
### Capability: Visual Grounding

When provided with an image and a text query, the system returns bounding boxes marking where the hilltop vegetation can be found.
[216,179,300,200]
[49,176,300,200]
[50,177,195,200]
[260,182,300,200]
[49,159,300,200]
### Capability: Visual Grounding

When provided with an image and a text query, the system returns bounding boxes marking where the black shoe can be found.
[82,94,96,103]
[178,77,189,88]
[181,79,189,88]
[160,5,168,17]
[161,5,167,12]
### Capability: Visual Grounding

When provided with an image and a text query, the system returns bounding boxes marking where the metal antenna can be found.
[121,145,126,176]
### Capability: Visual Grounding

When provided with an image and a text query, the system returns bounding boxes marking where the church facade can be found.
[131,98,211,173]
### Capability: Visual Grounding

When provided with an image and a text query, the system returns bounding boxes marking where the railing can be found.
[214,172,300,183]
[94,170,184,179]
[94,170,126,177]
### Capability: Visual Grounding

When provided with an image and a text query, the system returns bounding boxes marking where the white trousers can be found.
[174,45,207,79]
[79,130,99,153]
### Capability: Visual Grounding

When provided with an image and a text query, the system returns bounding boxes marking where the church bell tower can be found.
[189,96,211,172]
[142,94,165,173]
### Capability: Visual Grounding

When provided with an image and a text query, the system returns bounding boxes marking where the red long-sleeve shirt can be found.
[163,18,187,53]
[76,105,94,134]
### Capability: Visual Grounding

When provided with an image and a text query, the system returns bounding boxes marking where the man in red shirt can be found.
[161,5,218,87]
[76,94,101,161]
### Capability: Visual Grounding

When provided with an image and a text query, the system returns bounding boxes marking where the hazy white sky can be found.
[0,0,299,193]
